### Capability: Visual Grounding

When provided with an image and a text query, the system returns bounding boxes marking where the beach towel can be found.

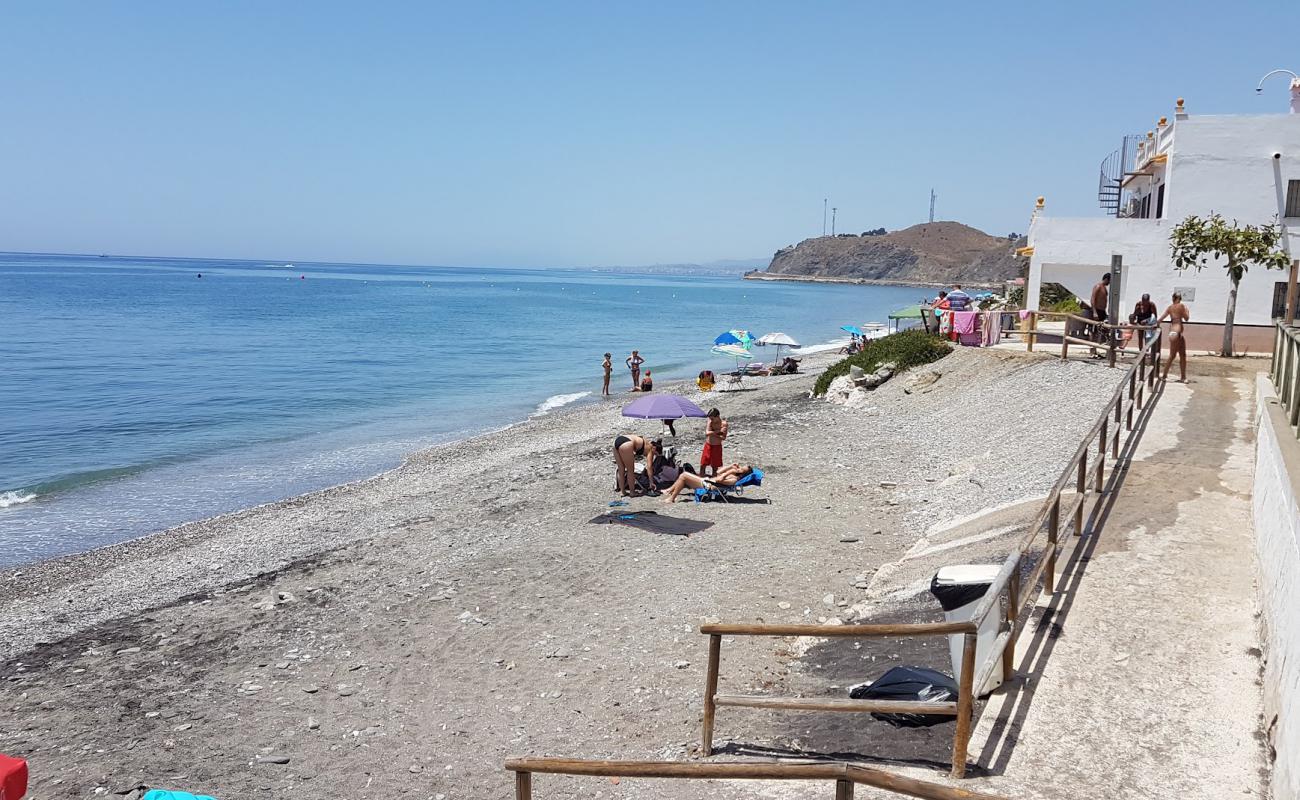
[142,790,218,800]
[588,511,713,536]
[953,311,978,335]
[0,754,27,800]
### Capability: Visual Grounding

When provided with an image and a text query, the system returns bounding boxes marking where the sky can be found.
[1,1,1296,268]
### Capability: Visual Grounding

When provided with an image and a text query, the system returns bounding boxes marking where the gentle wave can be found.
[0,491,38,509]
[533,391,591,415]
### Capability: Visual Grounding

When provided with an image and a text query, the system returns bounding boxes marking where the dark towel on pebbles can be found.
[587,511,713,536]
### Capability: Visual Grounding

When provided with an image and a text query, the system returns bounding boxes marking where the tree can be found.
[1169,213,1290,356]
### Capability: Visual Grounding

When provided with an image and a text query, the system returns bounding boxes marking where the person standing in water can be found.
[1159,292,1191,382]
[601,353,612,396]
[626,350,645,390]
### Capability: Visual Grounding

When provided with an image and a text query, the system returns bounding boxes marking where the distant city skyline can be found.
[1,1,1294,268]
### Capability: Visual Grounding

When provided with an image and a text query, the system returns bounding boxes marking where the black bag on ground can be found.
[849,665,959,728]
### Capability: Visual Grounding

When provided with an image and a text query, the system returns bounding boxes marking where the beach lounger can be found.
[694,468,764,503]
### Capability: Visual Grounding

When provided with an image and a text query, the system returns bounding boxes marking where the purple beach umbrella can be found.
[621,394,708,420]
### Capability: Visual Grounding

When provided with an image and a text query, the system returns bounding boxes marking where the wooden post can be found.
[1060,326,1069,361]
[1126,372,1135,430]
[515,771,533,800]
[1285,259,1298,326]
[835,778,855,800]
[1096,420,1107,492]
[1046,497,1059,594]
[1107,328,1116,368]
[1003,558,1020,683]
[950,633,979,778]
[702,634,721,756]
[1075,450,1087,536]
[1027,311,1037,352]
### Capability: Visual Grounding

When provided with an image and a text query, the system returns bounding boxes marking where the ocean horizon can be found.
[0,252,927,566]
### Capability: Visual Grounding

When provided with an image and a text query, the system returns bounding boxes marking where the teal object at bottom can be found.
[143,790,218,800]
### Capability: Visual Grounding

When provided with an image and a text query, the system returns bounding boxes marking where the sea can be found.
[0,253,927,567]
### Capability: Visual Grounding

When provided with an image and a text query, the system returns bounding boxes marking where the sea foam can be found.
[533,391,591,416]
[0,491,37,509]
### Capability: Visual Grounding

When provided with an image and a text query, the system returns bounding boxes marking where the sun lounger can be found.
[694,468,764,503]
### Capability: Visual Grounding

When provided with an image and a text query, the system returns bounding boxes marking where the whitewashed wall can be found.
[1254,373,1300,800]
[1027,114,1300,326]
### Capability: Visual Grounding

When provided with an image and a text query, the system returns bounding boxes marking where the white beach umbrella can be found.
[756,332,801,361]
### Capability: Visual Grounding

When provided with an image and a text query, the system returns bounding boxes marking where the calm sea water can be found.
[0,253,925,566]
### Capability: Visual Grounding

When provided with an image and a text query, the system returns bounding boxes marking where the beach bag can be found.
[0,753,27,800]
[849,665,959,728]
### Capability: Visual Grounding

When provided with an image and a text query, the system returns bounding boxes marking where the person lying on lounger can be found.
[660,463,755,503]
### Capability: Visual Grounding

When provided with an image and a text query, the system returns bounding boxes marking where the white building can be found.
[1024,90,1300,353]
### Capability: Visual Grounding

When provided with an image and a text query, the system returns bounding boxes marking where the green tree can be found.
[1168,213,1290,356]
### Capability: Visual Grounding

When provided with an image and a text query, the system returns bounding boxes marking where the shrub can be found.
[813,329,953,396]
[1048,297,1081,314]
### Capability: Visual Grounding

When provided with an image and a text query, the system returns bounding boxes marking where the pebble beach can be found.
[1,346,1126,799]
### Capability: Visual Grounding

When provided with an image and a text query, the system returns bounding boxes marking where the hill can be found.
[755,222,1026,286]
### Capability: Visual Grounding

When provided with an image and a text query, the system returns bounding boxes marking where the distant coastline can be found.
[743,271,1001,290]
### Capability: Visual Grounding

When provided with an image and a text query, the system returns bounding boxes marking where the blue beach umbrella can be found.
[840,325,864,337]
[714,329,754,348]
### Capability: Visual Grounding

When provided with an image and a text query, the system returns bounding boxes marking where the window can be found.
[1286,180,1300,218]
[1155,184,1165,219]
[1274,282,1290,320]
[1140,194,1151,219]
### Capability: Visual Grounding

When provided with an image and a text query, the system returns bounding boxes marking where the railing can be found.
[1097,134,1142,216]
[699,331,1165,777]
[1015,310,1159,369]
[505,758,1014,800]
[1271,322,1300,438]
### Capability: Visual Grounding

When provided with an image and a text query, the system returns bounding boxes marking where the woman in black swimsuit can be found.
[613,434,660,496]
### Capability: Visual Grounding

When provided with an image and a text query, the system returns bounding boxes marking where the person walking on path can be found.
[1159,292,1191,382]
[626,350,644,391]
[601,353,613,396]
[701,408,728,477]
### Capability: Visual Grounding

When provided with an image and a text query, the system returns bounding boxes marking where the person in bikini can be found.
[1159,292,1191,382]
[601,353,612,396]
[626,350,645,390]
[660,463,754,503]
[701,407,727,477]
[612,433,661,496]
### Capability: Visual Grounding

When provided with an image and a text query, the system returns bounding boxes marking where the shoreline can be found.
[743,272,1003,290]
[0,342,846,571]
[0,351,843,656]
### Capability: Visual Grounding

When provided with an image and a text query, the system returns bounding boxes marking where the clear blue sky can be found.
[2,1,1294,267]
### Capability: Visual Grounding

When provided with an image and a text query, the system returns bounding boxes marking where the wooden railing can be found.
[1014,310,1158,368]
[699,330,1165,778]
[505,758,1014,800]
[1271,322,1300,439]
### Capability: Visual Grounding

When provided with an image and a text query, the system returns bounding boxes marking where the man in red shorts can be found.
[701,408,728,477]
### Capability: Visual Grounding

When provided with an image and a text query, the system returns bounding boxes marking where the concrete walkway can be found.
[962,357,1268,799]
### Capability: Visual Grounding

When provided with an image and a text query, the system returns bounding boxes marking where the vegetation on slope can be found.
[813,329,953,396]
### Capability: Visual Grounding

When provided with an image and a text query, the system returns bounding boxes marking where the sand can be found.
[0,348,1128,799]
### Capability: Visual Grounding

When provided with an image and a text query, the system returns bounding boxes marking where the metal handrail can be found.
[1270,322,1300,438]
